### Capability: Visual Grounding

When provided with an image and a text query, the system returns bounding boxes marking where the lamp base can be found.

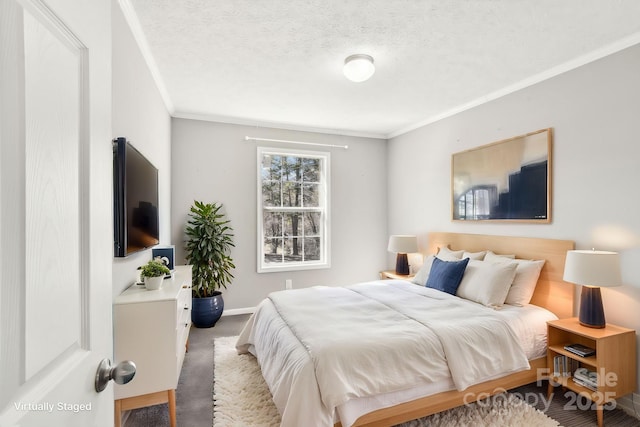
[579,286,606,329]
[395,253,409,275]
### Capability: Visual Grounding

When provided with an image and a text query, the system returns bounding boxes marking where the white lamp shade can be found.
[387,235,418,254]
[343,54,375,82]
[563,250,622,287]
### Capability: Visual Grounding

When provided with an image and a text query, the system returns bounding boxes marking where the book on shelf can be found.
[574,367,598,390]
[552,355,579,377]
[573,376,598,391]
[564,343,596,357]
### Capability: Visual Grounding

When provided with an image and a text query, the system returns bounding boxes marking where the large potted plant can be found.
[185,200,235,328]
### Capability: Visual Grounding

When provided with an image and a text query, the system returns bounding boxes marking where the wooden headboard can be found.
[427,232,575,319]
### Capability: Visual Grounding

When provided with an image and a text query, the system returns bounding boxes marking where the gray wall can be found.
[170,119,388,310]
[111,2,172,298]
[388,43,640,399]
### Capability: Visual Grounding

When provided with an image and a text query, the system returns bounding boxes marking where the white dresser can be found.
[113,265,192,427]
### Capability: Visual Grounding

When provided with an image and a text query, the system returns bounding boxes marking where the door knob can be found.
[95,358,136,392]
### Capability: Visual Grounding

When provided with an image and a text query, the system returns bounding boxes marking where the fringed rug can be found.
[213,336,560,427]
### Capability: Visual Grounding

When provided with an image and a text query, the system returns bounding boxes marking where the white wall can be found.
[111,2,172,298]
[388,44,640,399]
[171,119,388,310]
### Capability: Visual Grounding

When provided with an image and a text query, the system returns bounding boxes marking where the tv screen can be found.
[113,137,159,257]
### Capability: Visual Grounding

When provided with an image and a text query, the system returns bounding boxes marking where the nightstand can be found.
[546,318,636,427]
[379,270,415,280]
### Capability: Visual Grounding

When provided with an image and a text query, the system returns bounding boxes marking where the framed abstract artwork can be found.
[451,128,552,222]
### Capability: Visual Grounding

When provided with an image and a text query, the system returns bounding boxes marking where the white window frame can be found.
[257,146,330,273]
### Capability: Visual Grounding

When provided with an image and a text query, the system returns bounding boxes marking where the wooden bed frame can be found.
[344,232,575,427]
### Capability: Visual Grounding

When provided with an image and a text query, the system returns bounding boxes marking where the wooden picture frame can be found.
[451,128,552,222]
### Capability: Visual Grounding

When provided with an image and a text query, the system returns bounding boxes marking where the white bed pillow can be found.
[411,255,435,286]
[462,250,486,260]
[485,255,546,306]
[506,259,546,306]
[456,260,517,308]
[484,250,516,260]
[437,246,464,259]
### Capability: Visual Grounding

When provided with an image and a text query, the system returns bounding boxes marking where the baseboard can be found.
[222,307,255,316]
[616,393,640,420]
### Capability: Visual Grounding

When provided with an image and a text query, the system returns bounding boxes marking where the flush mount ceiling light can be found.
[343,54,375,82]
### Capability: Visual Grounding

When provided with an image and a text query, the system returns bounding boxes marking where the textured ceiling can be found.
[125,0,640,138]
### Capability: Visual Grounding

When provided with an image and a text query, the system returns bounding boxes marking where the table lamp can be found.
[563,250,622,328]
[387,235,418,275]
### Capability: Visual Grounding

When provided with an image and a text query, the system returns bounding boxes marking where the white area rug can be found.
[213,336,560,427]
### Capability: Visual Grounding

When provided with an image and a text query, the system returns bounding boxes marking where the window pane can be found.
[263,237,283,263]
[304,212,321,235]
[262,155,282,181]
[458,196,466,219]
[284,213,301,237]
[283,238,302,262]
[303,237,321,261]
[283,156,302,182]
[262,181,281,207]
[303,183,319,207]
[302,158,320,182]
[465,190,473,219]
[263,212,282,237]
[282,181,302,207]
[475,188,490,218]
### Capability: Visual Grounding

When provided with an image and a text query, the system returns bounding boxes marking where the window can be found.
[257,147,330,272]
[456,185,497,220]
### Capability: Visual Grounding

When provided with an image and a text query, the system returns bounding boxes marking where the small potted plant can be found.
[140,258,170,290]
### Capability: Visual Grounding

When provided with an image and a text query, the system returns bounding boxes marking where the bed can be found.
[236,232,575,427]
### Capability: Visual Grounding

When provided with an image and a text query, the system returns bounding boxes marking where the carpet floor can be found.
[125,315,640,427]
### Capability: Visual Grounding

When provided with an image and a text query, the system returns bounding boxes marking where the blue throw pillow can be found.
[425,257,470,295]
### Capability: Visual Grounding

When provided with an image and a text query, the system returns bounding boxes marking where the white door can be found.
[0,0,114,426]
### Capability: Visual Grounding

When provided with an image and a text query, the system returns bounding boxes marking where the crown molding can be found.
[388,33,640,139]
[172,110,387,140]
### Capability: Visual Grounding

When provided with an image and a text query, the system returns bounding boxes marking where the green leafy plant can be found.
[185,200,235,298]
[140,259,170,278]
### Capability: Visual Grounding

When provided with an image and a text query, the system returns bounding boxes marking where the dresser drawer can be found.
[177,317,190,354]
[178,297,191,330]
[176,284,191,320]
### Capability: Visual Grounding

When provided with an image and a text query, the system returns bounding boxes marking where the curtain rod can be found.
[244,136,348,150]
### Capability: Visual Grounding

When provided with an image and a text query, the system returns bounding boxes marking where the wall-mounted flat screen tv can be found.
[113,137,159,257]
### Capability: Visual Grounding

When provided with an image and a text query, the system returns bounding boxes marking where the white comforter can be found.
[236,280,530,427]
